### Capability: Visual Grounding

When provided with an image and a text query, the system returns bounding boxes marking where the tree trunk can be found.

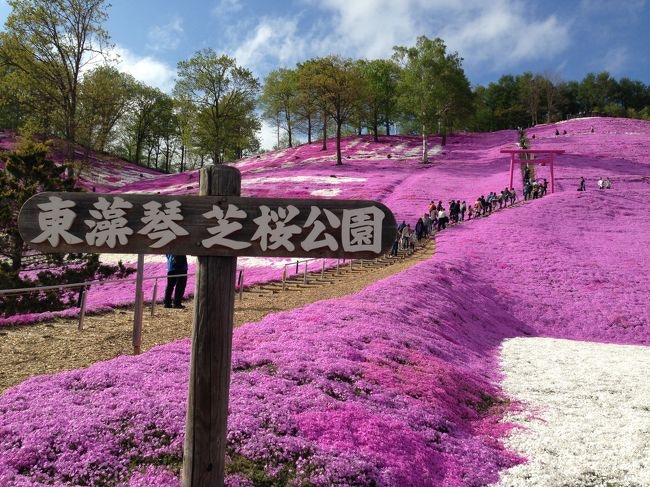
[385,120,390,136]
[373,114,379,142]
[286,113,293,148]
[307,116,312,144]
[421,125,428,163]
[321,115,327,150]
[336,121,342,165]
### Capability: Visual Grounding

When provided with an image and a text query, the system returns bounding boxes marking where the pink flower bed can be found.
[0,246,527,486]
[4,118,650,327]
[1,117,649,484]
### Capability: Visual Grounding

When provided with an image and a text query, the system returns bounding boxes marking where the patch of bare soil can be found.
[0,241,434,393]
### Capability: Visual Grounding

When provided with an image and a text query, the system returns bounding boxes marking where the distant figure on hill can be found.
[555,128,560,136]
[591,126,595,133]
[415,218,425,241]
[598,177,604,190]
[389,231,400,257]
[401,224,411,250]
[604,177,612,189]
[460,201,466,220]
[164,254,188,309]
[437,209,448,230]
[578,177,586,191]
[563,129,567,135]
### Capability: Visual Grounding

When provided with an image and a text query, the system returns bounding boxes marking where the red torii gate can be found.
[500,149,565,194]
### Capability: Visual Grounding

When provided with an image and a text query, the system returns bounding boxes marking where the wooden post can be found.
[183,165,240,487]
[132,254,145,355]
[150,278,158,317]
[321,261,325,279]
[78,285,87,331]
[282,267,287,291]
[550,155,555,193]
[303,262,308,284]
[509,153,515,189]
[238,270,244,302]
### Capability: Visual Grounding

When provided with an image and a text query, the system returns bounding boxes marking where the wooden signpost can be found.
[18,165,396,487]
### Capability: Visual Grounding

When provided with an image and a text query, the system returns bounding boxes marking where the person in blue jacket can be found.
[164,254,188,309]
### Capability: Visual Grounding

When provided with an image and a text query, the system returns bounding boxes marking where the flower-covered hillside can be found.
[0,129,161,192]
[0,228,529,487]
[3,117,649,327]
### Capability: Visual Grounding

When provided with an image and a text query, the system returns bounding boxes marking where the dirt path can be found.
[0,241,434,393]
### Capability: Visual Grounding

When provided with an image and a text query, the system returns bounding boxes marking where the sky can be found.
[1,0,649,147]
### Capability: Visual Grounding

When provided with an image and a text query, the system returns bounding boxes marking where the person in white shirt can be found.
[597,177,604,189]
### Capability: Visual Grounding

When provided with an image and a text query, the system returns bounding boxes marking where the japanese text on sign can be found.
[26,195,387,255]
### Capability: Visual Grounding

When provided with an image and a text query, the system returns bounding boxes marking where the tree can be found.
[116,82,167,166]
[358,59,400,140]
[394,36,472,159]
[295,62,322,145]
[0,137,75,272]
[77,66,135,152]
[260,68,299,148]
[518,72,544,126]
[299,56,362,165]
[174,49,260,164]
[0,136,134,316]
[0,0,111,151]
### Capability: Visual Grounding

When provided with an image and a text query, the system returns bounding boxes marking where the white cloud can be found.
[146,16,184,52]
[113,45,176,93]
[233,17,307,72]
[602,47,629,75]
[312,0,571,71]
[213,0,242,17]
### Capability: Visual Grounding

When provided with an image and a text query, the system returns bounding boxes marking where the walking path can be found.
[0,241,434,393]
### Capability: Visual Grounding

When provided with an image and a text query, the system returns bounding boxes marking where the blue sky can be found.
[1,0,648,146]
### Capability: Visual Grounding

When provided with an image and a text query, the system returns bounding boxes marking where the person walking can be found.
[164,254,188,309]
[578,177,586,191]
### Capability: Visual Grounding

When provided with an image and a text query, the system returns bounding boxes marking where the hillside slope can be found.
[0,118,648,485]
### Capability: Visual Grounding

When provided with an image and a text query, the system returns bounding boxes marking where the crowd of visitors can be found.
[389,186,527,257]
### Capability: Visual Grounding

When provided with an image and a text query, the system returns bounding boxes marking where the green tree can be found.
[174,49,260,164]
[0,136,134,316]
[116,82,167,166]
[358,59,401,140]
[77,65,135,152]
[393,35,472,159]
[0,0,111,151]
[300,56,362,165]
[260,68,299,148]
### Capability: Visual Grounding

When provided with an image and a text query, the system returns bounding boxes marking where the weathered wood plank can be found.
[18,192,396,258]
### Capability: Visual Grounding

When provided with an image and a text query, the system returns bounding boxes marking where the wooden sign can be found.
[19,192,396,259]
[17,165,399,487]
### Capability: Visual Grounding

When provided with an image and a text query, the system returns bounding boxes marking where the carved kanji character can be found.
[84,196,133,248]
[300,206,340,252]
[137,200,189,248]
[341,206,385,253]
[31,196,83,247]
[202,204,251,250]
[251,205,301,251]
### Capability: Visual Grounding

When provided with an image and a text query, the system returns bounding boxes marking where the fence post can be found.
[132,254,145,355]
[321,260,325,279]
[336,259,340,275]
[238,270,244,302]
[360,259,364,269]
[350,259,353,272]
[282,267,287,291]
[303,262,308,284]
[150,278,158,317]
[78,285,88,331]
